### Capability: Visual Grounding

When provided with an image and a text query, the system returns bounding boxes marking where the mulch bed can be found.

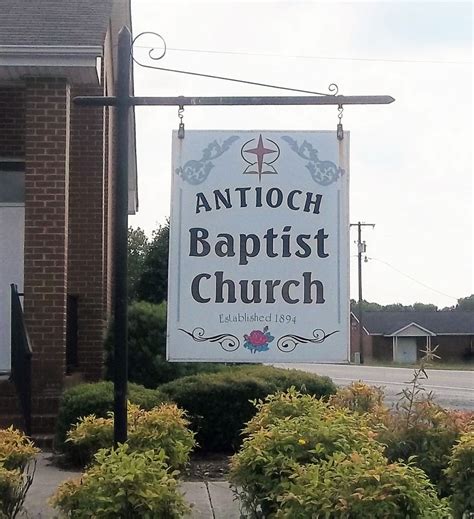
[182,452,232,481]
[50,450,233,481]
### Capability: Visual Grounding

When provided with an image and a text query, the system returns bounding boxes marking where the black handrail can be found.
[10,284,32,436]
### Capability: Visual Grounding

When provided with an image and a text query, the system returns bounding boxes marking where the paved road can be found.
[275,363,474,410]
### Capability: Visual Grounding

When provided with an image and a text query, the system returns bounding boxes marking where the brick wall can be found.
[2,79,112,383]
[350,314,373,361]
[1,76,115,431]
[23,77,70,401]
[371,334,473,363]
[0,88,25,157]
[68,85,106,381]
[436,335,473,362]
[372,336,393,361]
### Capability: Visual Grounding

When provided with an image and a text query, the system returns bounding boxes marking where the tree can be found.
[379,303,413,312]
[128,227,149,301]
[456,294,474,311]
[350,299,439,313]
[136,220,170,304]
[350,299,383,314]
[412,302,438,312]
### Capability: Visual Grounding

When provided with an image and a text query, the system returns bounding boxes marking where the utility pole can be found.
[350,222,375,364]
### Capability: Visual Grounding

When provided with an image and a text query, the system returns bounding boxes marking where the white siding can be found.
[0,206,24,372]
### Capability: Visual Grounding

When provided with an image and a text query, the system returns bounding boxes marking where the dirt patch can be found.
[182,452,232,481]
[50,450,233,482]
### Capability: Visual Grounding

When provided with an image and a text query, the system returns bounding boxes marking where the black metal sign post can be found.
[74,26,394,445]
[111,27,131,445]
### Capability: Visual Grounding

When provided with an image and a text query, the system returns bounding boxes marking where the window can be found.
[0,160,24,204]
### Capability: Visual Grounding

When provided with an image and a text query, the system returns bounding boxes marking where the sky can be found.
[128,0,473,309]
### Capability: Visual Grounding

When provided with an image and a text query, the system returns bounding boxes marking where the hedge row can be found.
[159,365,336,451]
[56,366,335,453]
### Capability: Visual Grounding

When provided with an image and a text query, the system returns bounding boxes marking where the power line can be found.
[367,257,458,300]
[137,45,471,66]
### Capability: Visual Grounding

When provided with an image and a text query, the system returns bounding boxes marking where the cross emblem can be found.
[242,134,279,181]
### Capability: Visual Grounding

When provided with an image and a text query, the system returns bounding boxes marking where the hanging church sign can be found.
[167,130,349,362]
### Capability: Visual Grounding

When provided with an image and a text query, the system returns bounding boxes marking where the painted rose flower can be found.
[247,330,267,346]
[243,326,274,353]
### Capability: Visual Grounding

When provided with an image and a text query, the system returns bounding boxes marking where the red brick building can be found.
[351,312,474,364]
[0,0,137,439]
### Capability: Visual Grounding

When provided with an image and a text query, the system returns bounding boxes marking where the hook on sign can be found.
[178,105,185,139]
[337,104,344,141]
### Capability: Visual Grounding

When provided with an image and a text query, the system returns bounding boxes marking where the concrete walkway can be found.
[22,453,241,518]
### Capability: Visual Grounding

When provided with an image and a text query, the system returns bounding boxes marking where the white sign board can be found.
[167,131,349,363]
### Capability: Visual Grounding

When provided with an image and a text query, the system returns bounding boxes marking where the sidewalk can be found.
[22,453,241,518]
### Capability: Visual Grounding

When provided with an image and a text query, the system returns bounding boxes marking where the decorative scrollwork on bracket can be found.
[277,329,339,353]
[130,32,340,99]
[328,83,339,96]
[131,31,167,69]
[179,327,240,352]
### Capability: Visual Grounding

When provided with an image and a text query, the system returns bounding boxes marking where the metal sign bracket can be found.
[73,26,394,445]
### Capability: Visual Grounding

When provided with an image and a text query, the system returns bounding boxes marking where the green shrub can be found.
[50,444,189,518]
[65,403,195,468]
[230,390,381,517]
[0,428,38,472]
[160,366,336,452]
[244,387,326,434]
[0,465,23,519]
[329,380,388,421]
[0,428,38,518]
[445,430,474,518]
[380,400,472,495]
[276,449,450,519]
[446,409,474,433]
[376,356,474,496]
[105,301,226,388]
[324,381,389,434]
[54,381,166,451]
[64,416,113,467]
[127,403,195,469]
